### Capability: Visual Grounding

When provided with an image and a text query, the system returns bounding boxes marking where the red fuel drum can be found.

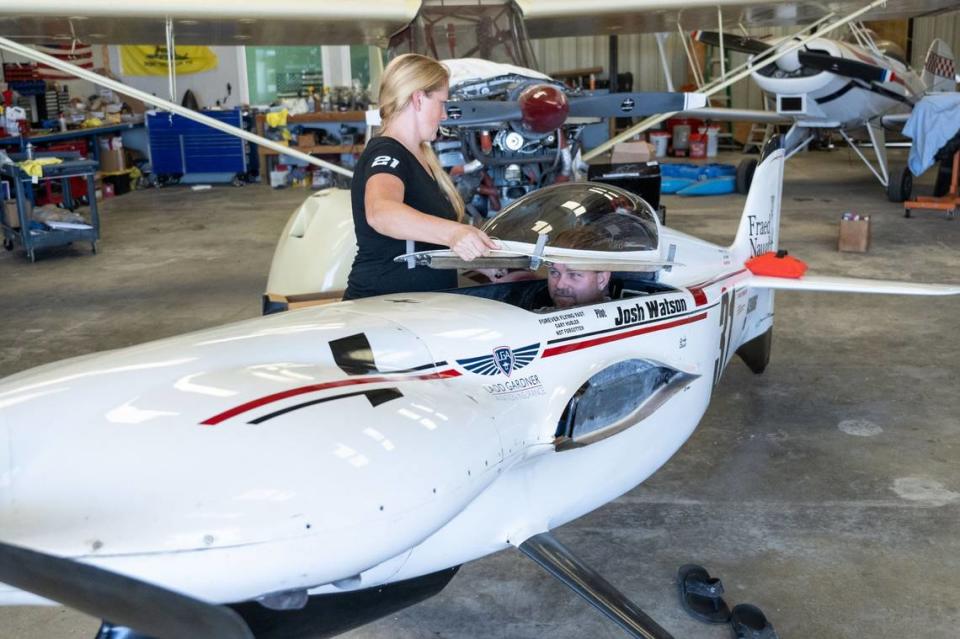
[518,84,569,133]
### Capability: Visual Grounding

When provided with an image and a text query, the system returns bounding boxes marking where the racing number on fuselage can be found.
[713,290,736,387]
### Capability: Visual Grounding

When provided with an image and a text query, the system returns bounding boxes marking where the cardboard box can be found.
[838,217,870,253]
[610,141,653,164]
[100,148,127,174]
[3,199,29,229]
[296,132,316,149]
[3,199,18,228]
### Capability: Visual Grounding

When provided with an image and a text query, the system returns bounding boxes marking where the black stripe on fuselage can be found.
[330,333,378,375]
[814,81,857,105]
[248,387,404,424]
[329,333,444,375]
[814,80,911,108]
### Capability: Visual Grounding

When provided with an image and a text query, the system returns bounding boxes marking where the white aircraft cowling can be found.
[0,301,511,603]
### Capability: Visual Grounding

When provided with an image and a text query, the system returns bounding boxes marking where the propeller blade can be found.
[568,92,707,118]
[0,541,254,639]
[692,31,771,56]
[441,100,521,126]
[797,51,893,83]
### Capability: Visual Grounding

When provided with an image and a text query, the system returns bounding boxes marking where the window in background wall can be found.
[245,45,377,106]
[349,45,372,89]
[245,46,323,106]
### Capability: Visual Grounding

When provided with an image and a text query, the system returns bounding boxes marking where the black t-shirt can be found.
[344,136,458,299]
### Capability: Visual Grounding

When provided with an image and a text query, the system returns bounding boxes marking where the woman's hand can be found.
[448,225,499,261]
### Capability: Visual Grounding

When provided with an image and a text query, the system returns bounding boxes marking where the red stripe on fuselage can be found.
[542,312,708,358]
[201,369,461,426]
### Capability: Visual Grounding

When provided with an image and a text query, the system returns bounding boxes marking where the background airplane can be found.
[686,28,957,201]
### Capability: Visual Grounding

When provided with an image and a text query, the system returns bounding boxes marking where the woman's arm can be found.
[365,173,497,260]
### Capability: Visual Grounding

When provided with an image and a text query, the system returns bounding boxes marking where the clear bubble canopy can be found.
[482,182,660,255]
[396,182,667,272]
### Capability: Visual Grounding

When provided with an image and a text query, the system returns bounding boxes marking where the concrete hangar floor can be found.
[1,148,958,639]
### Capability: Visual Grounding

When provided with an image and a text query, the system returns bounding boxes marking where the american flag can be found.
[34,43,94,80]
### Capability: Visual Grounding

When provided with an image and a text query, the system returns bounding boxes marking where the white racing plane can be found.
[1,138,958,639]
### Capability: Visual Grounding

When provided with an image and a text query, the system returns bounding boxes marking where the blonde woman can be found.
[344,54,497,300]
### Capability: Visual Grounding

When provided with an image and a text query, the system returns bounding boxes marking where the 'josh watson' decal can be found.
[614,297,688,326]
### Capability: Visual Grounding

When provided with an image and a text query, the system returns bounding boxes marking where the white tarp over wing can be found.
[445,58,551,88]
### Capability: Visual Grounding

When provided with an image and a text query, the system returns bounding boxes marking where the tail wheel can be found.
[886,165,913,202]
[736,158,757,195]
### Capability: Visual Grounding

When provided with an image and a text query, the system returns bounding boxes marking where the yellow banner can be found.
[120,46,218,76]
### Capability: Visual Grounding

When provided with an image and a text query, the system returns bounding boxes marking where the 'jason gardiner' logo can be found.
[457,343,540,377]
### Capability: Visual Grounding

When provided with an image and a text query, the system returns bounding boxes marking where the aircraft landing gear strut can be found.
[519,531,673,639]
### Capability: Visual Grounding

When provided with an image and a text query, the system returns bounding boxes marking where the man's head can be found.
[546,263,611,309]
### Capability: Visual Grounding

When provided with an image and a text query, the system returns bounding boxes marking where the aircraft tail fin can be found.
[920,39,957,93]
[730,137,785,264]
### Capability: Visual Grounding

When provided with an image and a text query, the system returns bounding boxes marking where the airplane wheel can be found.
[736,158,757,195]
[887,165,912,203]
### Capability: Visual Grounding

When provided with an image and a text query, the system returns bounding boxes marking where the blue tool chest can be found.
[147,109,247,175]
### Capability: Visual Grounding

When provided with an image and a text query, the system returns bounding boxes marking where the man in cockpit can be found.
[544,263,611,310]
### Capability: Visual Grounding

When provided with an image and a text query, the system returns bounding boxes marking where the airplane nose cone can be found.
[518,83,569,133]
[775,48,802,73]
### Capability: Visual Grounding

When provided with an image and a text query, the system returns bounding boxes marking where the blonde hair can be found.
[379,53,465,220]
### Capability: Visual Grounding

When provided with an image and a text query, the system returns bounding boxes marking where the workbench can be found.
[1,151,100,262]
[0,119,144,163]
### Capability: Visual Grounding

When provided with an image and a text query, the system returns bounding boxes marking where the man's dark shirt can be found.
[344,136,458,299]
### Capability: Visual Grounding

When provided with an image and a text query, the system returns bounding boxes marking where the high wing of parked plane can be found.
[1,138,958,639]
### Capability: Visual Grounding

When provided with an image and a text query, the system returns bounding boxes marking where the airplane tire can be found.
[736,158,757,195]
[886,165,912,203]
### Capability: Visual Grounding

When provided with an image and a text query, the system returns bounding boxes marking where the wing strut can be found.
[518,532,673,639]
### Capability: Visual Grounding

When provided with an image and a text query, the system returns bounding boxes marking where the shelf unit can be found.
[254,111,367,184]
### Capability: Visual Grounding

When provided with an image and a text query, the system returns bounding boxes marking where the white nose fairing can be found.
[752,38,915,127]
[0,305,505,603]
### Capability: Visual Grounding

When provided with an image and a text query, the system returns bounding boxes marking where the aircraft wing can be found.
[750,275,960,296]
[0,0,417,46]
[518,0,960,38]
[676,107,793,125]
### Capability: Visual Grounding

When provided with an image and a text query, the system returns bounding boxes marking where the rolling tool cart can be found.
[147,109,249,185]
[1,151,100,262]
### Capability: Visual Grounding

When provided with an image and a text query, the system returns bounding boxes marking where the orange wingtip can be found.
[745,250,808,278]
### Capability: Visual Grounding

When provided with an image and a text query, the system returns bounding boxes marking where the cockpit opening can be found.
[449,272,675,313]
